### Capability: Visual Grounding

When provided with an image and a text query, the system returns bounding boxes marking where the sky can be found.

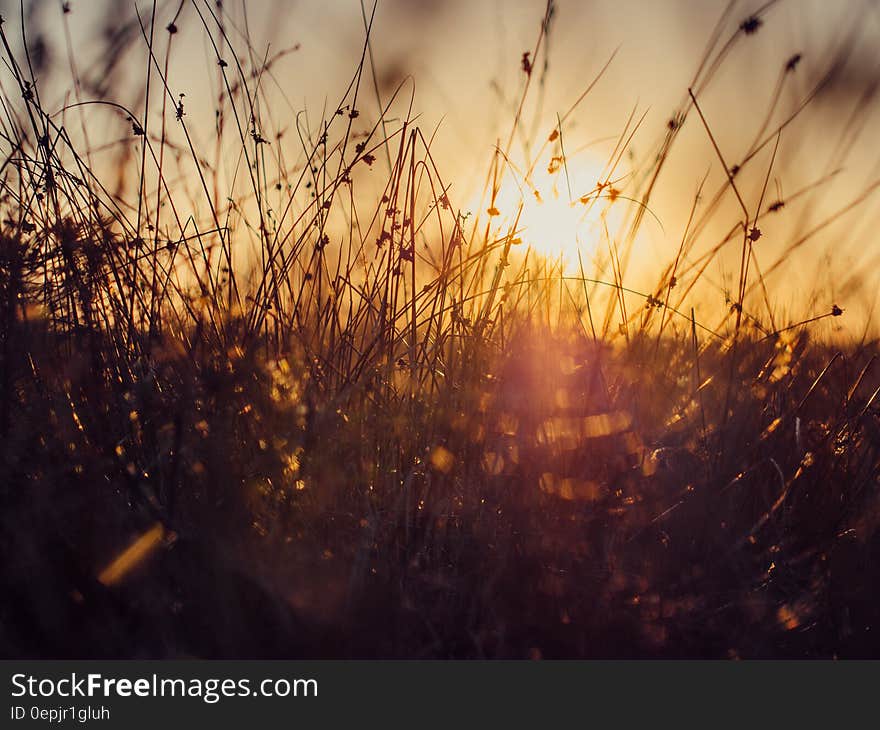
[4,0,880,332]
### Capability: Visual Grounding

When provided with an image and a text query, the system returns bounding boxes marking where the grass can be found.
[1,0,879,658]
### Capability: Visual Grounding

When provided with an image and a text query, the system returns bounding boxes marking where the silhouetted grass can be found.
[1,0,879,658]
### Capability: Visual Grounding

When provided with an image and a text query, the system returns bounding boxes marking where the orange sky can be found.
[4,0,880,334]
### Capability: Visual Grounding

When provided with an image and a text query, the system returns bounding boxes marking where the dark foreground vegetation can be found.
[3,320,880,658]
[1,1,880,658]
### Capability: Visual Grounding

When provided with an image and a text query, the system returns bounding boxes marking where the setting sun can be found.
[482,150,623,267]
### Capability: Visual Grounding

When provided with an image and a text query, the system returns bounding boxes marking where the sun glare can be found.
[483,152,614,268]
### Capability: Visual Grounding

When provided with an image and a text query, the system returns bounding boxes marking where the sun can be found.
[482,151,613,268]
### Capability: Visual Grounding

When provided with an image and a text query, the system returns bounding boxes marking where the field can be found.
[1,0,880,658]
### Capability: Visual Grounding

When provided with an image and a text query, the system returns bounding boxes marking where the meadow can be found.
[1,0,879,658]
